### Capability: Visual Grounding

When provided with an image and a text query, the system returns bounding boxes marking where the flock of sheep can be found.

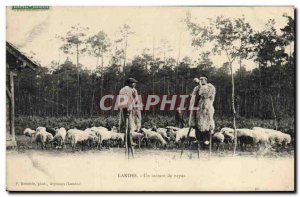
[214,127,291,152]
[23,125,292,153]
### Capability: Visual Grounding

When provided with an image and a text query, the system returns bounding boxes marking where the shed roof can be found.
[6,41,40,71]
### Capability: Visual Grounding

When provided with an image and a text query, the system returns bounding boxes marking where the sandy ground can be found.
[6,147,294,192]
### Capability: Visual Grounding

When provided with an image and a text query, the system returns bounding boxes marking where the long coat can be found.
[189,83,216,132]
[118,86,142,133]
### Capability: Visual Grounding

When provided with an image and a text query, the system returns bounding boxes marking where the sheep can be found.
[175,128,196,143]
[76,129,98,151]
[131,131,144,148]
[66,129,84,150]
[90,127,112,149]
[253,127,279,145]
[276,132,292,151]
[36,126,58,137]
[220,127,235,144]
[52,127,67,149]
[34,129,54,149]
[83,128,100,148]
[156,128,170,142]
[66,129,82,144]
[23,128,36,143]
[165,127,177,143]
[174,128,196,148]
[236,129,254,151]
[280,132,291,146]
[212,132,225,151]
[141,128,167,148]
[250,129,271,152]
[236,128,271,152]
[219,127,272,152]
[253,127,291,149]
[110,131,125,147]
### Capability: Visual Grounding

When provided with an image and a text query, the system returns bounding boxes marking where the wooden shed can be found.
[6,42,39,148]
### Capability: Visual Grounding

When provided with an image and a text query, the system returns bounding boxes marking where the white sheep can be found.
[34,129,54,149]
[141,128,167,148]
[75,129,98,150]
[66,129,84,150]
[132,131,144,148]
[110,131,125,147]
[66,129,81,143]
[90,127,112,149]
[280,132,291,145]
[156,128,170,142]
[175,128,196,143]
[36,126,57,136]
[253,127,291,148]
[236,128,271,152]
[52,127,67,149]
[165,127,177,142]
[219,127,272,152]
[250,129,271,152]
[212,132,225,151]
[220,127,235,144]
[23,128,36,143]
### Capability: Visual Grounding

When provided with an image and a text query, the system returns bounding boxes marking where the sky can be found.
[6,6,294,72]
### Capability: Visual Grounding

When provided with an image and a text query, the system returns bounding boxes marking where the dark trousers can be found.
[194,127,210,148]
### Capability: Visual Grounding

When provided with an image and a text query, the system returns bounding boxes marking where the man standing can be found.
[189,76,216,147]
[118,78,141,158]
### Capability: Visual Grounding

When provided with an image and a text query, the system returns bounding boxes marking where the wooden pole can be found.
[10,71,17,145]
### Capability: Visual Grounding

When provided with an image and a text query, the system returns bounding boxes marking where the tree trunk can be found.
[51,82,54,117]
[101,48,104,111]
[90,89,95,118]
[270,96,278,130]
[258,61,263,118]
[230,63,237,156]
[123,36,128,85]
[76,43,80,116]
[66,74,69,117]
[28,94,33,117]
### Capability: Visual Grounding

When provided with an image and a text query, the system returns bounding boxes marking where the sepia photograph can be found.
[6,6,295,192]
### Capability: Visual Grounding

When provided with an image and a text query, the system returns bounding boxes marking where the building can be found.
[6,42,39,148]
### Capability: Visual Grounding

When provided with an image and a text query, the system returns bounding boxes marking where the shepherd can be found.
[118,77,141,159]
[188,75,216,159]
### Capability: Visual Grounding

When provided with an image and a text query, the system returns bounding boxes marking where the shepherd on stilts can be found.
[187,75,216,160]
[118,78,141,159]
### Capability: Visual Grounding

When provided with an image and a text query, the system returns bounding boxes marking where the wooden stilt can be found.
[209,131,212,160]
[180,143,184,158]
[180,127,192,159]
[197,141,200,159]
[124,118,129,159]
